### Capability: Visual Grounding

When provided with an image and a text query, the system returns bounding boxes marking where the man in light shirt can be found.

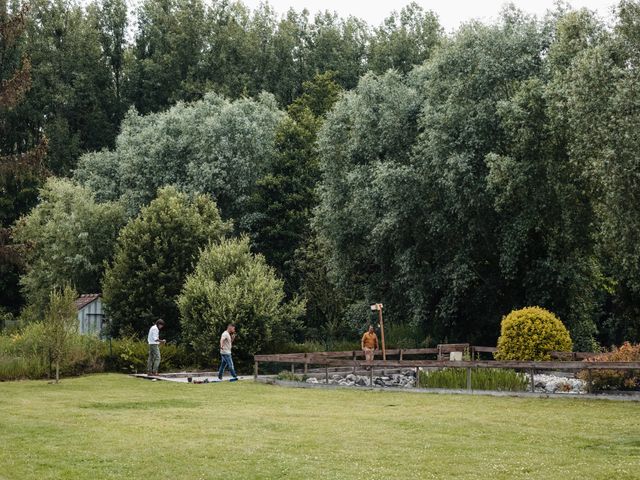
[147,319,166,376]
[218,323,238,381]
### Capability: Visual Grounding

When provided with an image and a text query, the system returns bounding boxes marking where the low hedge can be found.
[579,342,640,391]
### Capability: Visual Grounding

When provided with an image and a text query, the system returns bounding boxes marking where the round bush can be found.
[495,306,572,361]
[178,237,305,364]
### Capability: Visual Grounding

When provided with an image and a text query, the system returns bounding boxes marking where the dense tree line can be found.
[2,0,640,351]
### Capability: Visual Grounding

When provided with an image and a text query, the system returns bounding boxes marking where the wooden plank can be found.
[254,348,443,361]
[472,346,498,353]
[398,348,439,355]
[437,343,470,353]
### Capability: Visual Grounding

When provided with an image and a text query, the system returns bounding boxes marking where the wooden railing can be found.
[253,348,640,394]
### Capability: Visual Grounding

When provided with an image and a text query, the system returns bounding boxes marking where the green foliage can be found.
[0,326,202,381]
[13,178,125,314]
[43,285,79,382]
[418,368,529,391]
[316,69,423,329]
[368,2,441,74]
[0,307,105,381]
[106,336,195,373]
[103,187,229,340]
[5,0,640,350]
[0,1,48,316]
[275,370,306,382]
[384,323,425,349]
[292,235,348,342]
[13,0,122,175]
[495,307,573,361]
[578,342,640,391]
[178,237,305,363]
[75,92,284,221]
[248,72,341,294]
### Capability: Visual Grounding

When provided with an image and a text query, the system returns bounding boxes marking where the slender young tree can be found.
[44,285,78,384]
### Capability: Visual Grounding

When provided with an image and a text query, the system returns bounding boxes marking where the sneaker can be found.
[229,377,239,382]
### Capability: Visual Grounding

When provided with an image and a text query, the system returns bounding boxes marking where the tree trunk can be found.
[55,360,60,384]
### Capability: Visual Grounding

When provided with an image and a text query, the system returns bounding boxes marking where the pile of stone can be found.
[305,370,416,388]
[531,373,586,394]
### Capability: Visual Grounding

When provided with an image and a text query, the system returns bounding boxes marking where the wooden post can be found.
[530,368,535,393]
[466,367,472,391]
[399,349,403,361]
[304,353,308,375]
[415,367,420,388]
[352,351,357,374]
[291,363,295,374]
[254,361,258,380]
[325,365,329,384]
[369,365,374,387]
[587,369,592,394]
[377,304,386,361]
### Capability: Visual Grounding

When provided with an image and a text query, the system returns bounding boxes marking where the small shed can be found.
[75,294,104,335]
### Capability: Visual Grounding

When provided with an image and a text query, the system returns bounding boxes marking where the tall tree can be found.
[368,2,442,74]
[0,0,47,315]
[13,178,125,316]
[560,1,640,344]
[126,0,207,113]
[9,0,120,175]
[315,70,423,328]
[75,92,284,222]
[248,72,340,294]
[91,0,128,117]
[102,187,230,340]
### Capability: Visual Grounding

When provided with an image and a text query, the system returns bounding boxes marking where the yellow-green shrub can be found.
[495,306,572,361]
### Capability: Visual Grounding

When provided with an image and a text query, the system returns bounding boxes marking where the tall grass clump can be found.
[0,320,106,381]
[418,368,529,391]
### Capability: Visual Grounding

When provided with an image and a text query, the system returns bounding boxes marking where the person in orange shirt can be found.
[361,325,379,365]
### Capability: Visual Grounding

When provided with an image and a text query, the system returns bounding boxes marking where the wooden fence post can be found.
[415,367,420,388]
[466,367,472,391]
[369,365,374,387]
[254,361,258,380]
[304,353,308,375]
[291,363,295,374]
[352,351,357,374]
[587,369,592,394]
[530,368,535,393]
[325,365,329,384]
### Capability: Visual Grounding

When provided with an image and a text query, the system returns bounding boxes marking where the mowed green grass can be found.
[0,375,639,480]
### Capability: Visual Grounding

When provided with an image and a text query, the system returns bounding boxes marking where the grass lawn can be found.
[0,374,639,479]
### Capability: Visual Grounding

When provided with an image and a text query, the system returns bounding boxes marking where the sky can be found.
[241,0,619,31]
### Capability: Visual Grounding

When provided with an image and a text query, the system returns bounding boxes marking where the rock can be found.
[346,374,357,382]
[531,373,586,394]
[306,377,318,384]
[356,376,370,387]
